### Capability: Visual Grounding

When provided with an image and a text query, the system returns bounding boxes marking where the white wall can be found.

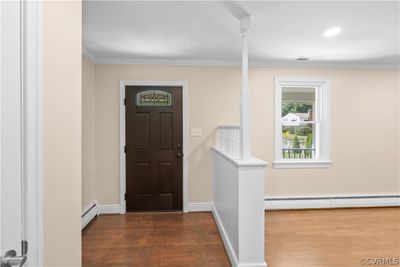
[43,1,82,266]
[82,57,96,210]
[88,64,399,205]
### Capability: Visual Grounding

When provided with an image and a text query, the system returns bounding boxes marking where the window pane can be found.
[281,87,319,159]
[136,90,172,107]
[282,124,316,159]
[281,87,315,122]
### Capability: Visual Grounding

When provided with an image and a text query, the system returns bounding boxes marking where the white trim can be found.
[265,195,400,210]
[187,202,212,212]
[82,46,96,64]
[211,204,267,267]
[273,160,332,168]
[22,1,43,266]
[89,56,400,70]
[97,204,122,214]
[81,202,98,230]
[274,76,331,169]
[119,80,189,213]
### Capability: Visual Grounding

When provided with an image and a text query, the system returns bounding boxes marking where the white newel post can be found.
[240,16,252,160]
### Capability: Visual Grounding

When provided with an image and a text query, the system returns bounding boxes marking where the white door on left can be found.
[0,1,27,266]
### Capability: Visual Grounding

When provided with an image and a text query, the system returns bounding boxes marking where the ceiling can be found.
[83,1,400,68]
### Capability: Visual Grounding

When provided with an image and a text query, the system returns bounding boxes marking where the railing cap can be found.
[217,125,240,129]
[212,147,268,168]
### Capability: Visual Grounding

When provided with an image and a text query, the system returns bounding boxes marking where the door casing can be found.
[0,1,43,266]
[119,81,189,213]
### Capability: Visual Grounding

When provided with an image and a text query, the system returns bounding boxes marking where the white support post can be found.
[240,16,251,160]
[212,14,268,267]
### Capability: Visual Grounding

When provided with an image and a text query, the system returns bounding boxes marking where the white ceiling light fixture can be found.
[323,27,342,37]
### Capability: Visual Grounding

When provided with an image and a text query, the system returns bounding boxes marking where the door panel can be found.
[135,114,150,150]
[135,163,151,194]
[159,162,173,194]
[159,113,172,149]
[0,0,23,259]
[126,86,183,212]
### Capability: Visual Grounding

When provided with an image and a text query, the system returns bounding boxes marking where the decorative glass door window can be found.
[136,90,172,107]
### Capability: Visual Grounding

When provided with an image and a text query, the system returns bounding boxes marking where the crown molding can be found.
[82,46,97,63]
[95,58,400,70]
[81,48,399,70]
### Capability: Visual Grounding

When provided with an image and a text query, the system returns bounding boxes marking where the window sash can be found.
[280,121,320,160]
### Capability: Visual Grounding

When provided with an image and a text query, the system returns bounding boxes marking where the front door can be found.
[125,86,183,211]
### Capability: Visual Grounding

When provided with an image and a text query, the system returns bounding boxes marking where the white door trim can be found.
[22,1,43,266]
[119,80,189,213]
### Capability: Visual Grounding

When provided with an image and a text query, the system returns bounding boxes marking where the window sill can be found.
[273,160,333,169]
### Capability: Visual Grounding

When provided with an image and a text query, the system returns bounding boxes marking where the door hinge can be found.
[124,146,127,153]
[124,98,127,106]
[124,193,127,200]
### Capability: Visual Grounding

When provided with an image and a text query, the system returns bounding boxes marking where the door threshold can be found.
[125,210,184,215]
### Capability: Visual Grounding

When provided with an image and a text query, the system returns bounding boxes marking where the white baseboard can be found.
[81,202,98,230]
[265,195,400,210]
[97,204,122,214]
[187,202,213,212]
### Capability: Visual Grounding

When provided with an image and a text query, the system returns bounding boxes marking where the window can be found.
[274,77,332,168]
[136,90,172,107]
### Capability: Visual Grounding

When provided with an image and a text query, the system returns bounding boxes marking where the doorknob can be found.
[177,152,183,158]
[1,250,26,267]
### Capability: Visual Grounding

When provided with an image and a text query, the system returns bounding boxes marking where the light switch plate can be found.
[191,128,202,137]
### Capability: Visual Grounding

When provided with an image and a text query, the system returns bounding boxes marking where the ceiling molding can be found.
[91,56,400,70]
[82,46,97,63]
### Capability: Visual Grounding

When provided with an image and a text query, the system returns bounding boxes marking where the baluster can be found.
[236,128,240,158]
[223,129,227,152]
[219,129,225,151]
[228,129,232,155]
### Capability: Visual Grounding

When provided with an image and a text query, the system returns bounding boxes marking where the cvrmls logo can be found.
[360,257,400,265]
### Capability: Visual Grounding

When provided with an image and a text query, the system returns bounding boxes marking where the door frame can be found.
[22,1,43,266]
[119,80,189,213]
[0,0,43,266]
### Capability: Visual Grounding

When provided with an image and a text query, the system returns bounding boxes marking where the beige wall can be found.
[251,68,399,197]
[44,1,82,266]
[82,57,96,210]
[92,64,399,205]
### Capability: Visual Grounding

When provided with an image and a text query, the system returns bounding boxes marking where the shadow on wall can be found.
[189,128,218,200]
[190,127,218,164]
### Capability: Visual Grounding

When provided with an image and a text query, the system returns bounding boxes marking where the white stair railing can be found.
[217,125,240,159]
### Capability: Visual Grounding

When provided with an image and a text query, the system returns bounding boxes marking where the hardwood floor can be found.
[265,208,400,267]
[82,212,230,267]
[82,208,400,267]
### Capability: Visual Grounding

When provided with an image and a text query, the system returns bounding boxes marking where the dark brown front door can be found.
[125,86,183,211]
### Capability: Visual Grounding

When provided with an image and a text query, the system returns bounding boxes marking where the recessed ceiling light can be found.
[323,27,341,37]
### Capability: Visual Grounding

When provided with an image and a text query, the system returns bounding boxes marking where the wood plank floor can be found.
[82,208,400,267]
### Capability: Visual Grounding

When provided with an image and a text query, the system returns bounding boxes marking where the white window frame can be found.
[274,77,332,169]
